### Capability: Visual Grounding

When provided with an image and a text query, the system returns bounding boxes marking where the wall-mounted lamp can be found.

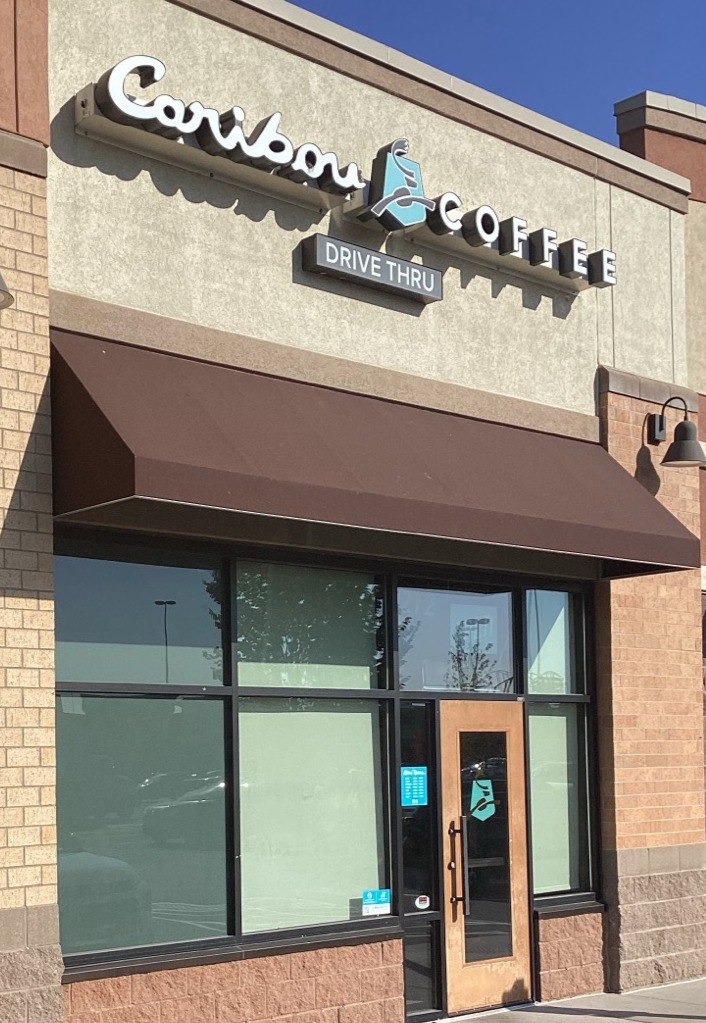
[647,396,706,468]
[0,270,13,310]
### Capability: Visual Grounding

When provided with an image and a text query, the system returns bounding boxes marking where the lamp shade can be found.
[661,418,706,468]
[0,270,13,310]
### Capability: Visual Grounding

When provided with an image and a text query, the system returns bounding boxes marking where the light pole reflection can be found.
[154,599,176,684]
[467,616,490,651]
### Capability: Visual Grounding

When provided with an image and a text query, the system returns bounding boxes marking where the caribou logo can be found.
[363,138,436,230]
[470,778,496,822]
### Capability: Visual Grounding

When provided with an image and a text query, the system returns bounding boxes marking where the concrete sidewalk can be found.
[467,977,706,1022]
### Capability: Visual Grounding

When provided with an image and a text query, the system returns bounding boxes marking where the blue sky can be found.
[289,0,703,144]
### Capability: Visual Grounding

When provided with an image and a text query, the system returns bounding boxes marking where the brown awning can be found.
[50,330,700,578]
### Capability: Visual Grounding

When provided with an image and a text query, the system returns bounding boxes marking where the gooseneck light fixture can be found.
[0,270,13,310]
[647,395,706,468]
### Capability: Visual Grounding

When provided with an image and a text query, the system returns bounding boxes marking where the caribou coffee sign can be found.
[95,56,366,196]
[359,138,616,287]
[91,55,617,296]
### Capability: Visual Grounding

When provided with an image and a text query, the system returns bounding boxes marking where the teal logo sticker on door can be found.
[470,778,496,821]
[367,139,436,231]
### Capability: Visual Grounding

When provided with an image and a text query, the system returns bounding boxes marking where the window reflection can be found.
[56,696,228,953]
[526,591,577,694]
[55,556,224,686]
[398,587,514,692]
[237,562,384,688]
[460,732,512,962]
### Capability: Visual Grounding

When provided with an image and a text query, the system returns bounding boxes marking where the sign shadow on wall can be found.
[51,99,325,234]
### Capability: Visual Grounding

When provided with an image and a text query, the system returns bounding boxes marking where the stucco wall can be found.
[48,0,686,416]
[686,199,706,395]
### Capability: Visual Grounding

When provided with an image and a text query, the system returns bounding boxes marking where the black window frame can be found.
[55,530,599,982]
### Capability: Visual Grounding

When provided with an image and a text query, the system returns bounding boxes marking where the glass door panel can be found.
[460,731,512,963]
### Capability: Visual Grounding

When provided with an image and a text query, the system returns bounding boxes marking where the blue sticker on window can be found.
[401,766,428,807]
[362,888,391,916]
[470,778,496,821]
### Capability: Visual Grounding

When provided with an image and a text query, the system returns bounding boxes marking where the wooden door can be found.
[440,701,531,1013]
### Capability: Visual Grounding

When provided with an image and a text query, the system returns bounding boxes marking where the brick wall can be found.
[62,940,405,1023]
[597,384,706,990]
[0,164,62,1020]
[536,911,604,1002]
[0,0,49,146]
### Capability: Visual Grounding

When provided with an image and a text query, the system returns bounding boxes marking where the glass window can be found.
[404,920,443,1015]
[56,696,228,953]
[236,562,384,688]
[460,732,512,962]
[528,704,587,894]
[526,590,579,694]
[400,702,436,913]
[239,698,387,932]
[398,586,513,692]
[55,555,224,686]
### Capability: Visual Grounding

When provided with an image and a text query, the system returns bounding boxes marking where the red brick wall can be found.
[536,912,604,1001]
[620,127,706,203]
[597,392,705,851]
[0,0,49,145]
[597,387,706,991]
[62,939,404,1023]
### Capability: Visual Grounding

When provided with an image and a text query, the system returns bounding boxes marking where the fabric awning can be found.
[50,330,700,578]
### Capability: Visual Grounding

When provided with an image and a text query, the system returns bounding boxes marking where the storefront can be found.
[1,1,705,1021]
[48,325,699,1018]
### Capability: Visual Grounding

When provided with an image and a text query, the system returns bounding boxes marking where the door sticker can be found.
[362,889,391,916]
[470,778,496,821]
[401,766,428,806]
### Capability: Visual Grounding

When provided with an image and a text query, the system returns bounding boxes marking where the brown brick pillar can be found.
[0,1,61,1020]
[597,368,706,990]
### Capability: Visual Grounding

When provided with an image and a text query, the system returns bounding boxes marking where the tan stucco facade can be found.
[49,0,688,420]
[686,200,706,394]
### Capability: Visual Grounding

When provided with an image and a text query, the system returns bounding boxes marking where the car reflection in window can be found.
[58,833,153,953]
[143,776,227,849]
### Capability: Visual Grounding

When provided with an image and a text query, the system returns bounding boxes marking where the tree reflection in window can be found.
[235,562,384,689]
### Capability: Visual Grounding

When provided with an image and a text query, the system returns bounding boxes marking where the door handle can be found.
[448,819,466,914]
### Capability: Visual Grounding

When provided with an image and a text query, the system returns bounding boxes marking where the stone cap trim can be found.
[0,128,48,177]
[0,905,59,952]
[616,91,706,123]
[602,842,706,880]
[168,0,690,210]
[597,365,698,413]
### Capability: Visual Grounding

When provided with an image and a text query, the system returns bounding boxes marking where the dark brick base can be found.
[536,910,605,1001]
[63,940,404,1023]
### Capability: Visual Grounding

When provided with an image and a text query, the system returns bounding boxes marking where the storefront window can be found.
[54,543,595,964]
[239,698,387,932]
[55,555,224,685]
[527,704,588,894]
[56,695,228,953]
[237,562,384,688]
[526,590,579,694]
[55,546,391,958]
[398,586,514,692]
